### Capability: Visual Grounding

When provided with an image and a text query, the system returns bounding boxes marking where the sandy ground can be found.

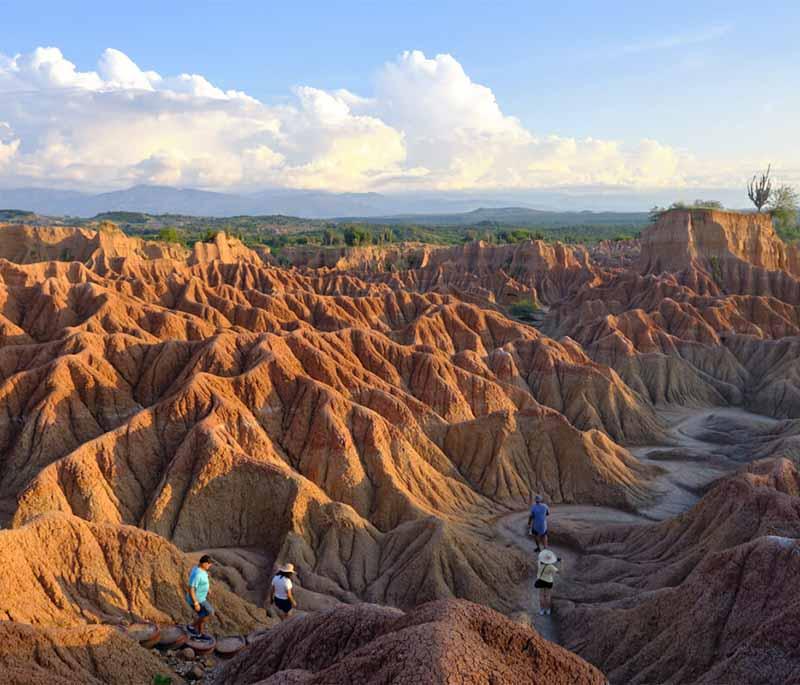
[495,406,781,644]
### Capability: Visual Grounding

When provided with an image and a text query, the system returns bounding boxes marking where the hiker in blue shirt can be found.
[527,494,550,553]
[186,555,215,637]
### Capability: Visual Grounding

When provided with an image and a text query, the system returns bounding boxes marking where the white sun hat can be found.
[538,549,557,565]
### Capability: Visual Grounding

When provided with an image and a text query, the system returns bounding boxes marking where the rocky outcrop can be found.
[640,208,800,276]
[0,223,188,265]
[213,600,607,685]
[278,243,431,271]
[0,512,265,630]
[543,210,800,417]
[559,459,800,684]
[0,622,174,685]
[190,232,264,265]
[281,239,597,307]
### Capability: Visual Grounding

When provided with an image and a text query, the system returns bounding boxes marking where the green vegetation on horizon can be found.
[54,210,647,248]
[6,200,799,248]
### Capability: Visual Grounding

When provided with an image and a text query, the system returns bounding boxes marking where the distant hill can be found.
[346,207,649,227]
[0,185,649,221]
[0,186,411,218]
[0,209,39,222]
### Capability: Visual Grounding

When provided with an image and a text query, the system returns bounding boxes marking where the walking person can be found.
[535,549,560,616]
[528,494,550,552]
[269,563,297,621]
[186,554,215,637]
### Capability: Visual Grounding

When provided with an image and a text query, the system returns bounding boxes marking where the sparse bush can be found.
[343,226,371,246]
[650,200,723,223]
[509,297,540,320]
[322,228,341,246]
[709,255,723,287]
[157,227,183,244]
[769,184,798,234]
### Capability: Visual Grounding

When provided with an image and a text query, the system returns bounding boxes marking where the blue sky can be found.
[0,0,798,196]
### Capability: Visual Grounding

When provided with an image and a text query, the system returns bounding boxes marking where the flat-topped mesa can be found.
[422,238,591,273]
[278,243,433,271]
[0,224,266,269]
[411,239,595,305]
[282,239,591,275]
[0,223,188,264]
[278,239,595,306]
[639,208,800,276]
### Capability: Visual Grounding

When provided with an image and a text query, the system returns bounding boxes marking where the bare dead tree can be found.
[748,165,772,212]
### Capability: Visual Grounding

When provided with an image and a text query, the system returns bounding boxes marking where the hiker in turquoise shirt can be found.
[186,555,215,637]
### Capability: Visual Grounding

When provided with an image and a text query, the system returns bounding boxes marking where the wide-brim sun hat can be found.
[538,549,557,565]
[279,563,295,574]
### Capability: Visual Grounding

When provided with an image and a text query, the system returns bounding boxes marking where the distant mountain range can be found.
[0,185,522,219]
[0,184,744,220]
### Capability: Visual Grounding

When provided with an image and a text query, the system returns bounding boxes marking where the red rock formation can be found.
[0,224,659,617]
[640,208,800,277]
[559,459,800,684]
[0,512,265,630]
[213,600,607,685]
[545,210,800,417]
[283,238,598,307]
[2,215,800,683]
[0,622,175,685]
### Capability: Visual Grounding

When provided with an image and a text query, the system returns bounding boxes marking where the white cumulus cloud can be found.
[0,45,727,192]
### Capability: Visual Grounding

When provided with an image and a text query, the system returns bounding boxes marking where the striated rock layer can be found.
[0,222,664,618]
[559,458,800,684]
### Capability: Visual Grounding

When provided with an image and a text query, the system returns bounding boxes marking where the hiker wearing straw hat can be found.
[534,549,561,616]
[269,563,297,621]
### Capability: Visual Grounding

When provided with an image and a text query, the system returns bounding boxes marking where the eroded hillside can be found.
[0,209,798,683]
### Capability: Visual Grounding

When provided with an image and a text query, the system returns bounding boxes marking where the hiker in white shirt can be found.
[269,563,297,620]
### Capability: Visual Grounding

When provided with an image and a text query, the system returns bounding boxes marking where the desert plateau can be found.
[0,206,795,683]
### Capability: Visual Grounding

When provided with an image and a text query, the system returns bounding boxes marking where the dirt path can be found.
[496,406,781,643]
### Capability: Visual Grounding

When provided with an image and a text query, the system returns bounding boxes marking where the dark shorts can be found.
[532,528,547,537]
[186,595,214,618]
[534,579,553,589]
[273,597,293,614]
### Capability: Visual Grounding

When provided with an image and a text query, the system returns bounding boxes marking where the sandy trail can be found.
[496,406,781,643]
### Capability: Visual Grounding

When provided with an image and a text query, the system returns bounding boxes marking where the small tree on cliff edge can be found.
[769,184,799,234]
[748,165,772,212]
